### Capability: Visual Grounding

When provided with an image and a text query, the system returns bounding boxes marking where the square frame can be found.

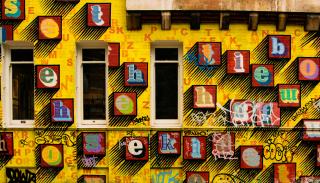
[113,92,137,116]
[50,99,74,123]
[38,16,62,40]
[300,176,320,182]
[124,62,148,87]
[278,84,301,108]
[211,132,235,160]
[1,0,25,20]
[36,65,60,89]
[298,57,320,81]
[40,144,64,168]
[87,3,111,27]
[183,136,206,160]
[251,64,274,87]
[273,163,296,183]
[303,120,320,141]
[268,35,291,59]
[125,137,149,161]
[108,42,120,68]
[158,131,181,155]
[0,132,13,156]
[186,171,209,183]
[230,100,254,124]
[193,85,217,109]
[1,25,14,42]
[227,50,250,74]
[197,42,221,66]
[82,175,106,183]
[255,102,281,127]
[240,145,263,169]
[82,132,106,156]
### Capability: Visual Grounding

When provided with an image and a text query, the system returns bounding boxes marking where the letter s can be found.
[4,0,21,18]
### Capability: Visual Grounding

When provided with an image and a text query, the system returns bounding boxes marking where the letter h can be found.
[127,64,144,84]
[53,101,72,122]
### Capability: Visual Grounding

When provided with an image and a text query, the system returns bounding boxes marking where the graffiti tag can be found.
[190,111,214,125]
[81,155,98,167]
[216,100,281,127]
[291,97,320,121]
[35,132,76,147]
[151,170,179,183]
[263,132,297,162]
[131,115,150,125]
[6,168,36,183]
[210,132,237,160]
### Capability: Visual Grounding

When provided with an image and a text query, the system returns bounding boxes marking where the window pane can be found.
[155,48,178,61]
[11,49,33,61]
[83,64,106,119]
[12,64,34,119]
[82,49,105,61]
[155,63,178,119]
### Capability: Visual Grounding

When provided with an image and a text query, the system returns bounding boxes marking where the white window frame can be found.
[2,41,34,128]
[76,41,108,128]
[151,41,183,128]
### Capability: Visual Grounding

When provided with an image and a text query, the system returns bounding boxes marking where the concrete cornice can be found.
[127,0,320,13]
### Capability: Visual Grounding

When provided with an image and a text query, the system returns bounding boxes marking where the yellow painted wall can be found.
[0,0,319,183]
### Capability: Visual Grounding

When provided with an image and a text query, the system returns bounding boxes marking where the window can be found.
[76,41,108,128]
[151,42,183,128]
[2,41,34,128]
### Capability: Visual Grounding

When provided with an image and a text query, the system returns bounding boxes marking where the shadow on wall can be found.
[109,137,148,176]
[68,5,109,40]
[40,0,79,18]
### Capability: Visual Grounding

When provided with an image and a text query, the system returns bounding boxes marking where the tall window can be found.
[151,42,183,128]
[76,41,107,128]
[2,42,34,128]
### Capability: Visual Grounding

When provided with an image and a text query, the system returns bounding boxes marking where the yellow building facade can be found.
[0,0,319,182]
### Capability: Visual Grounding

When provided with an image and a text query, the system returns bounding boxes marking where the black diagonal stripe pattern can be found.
[20,18,38,43]
[301,32,320,57]
[40,0,78,18]
[35,40,61,58]
[68,5,108,40]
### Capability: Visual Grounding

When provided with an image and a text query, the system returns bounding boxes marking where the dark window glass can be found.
[155,48,178,60]
[155,63,178,119]
[11,49,33,61]
[83,64,106,119]
[82,49,105,61]
[12,64,34,119]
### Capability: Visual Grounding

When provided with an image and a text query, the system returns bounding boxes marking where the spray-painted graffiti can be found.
[184,44,216,72]
[151,170,180,183]
[131,115,150,125]
[35,131,76,147]
[19,138,30,147]
[210,132,237,160]
[216,100,281,127]
[190,111,214,125]
[81,155,98,167]
[184,130,209,136]
[6,168,36,183]
[291,97,320,121]
[212,173,245,183]
[313,98,320,112]
[263,132,297,162]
